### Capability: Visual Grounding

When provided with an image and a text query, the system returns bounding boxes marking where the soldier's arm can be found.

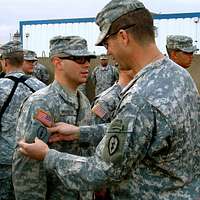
[42,96,155,191]
[12,98,52,199]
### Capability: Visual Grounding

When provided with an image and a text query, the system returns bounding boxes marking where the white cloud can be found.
[0,0,199,43]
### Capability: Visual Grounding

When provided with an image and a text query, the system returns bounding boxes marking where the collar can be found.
[51,80,79,109]
[121,57,167,96]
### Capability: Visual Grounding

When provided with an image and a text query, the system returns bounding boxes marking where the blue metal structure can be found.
[19,12,200,55]
[19,12,200,44]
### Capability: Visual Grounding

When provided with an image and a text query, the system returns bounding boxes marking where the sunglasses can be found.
[26,60,38,65]
[59,56,91,64]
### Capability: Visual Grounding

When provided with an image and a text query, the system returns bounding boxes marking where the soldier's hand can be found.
[48,133,79,143]
[47,122,80,143]
[18,137,49,160]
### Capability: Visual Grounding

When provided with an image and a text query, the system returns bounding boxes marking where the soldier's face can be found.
[23,60,37,74]
[100,59,108,67]
[173,51,194,69]
[60,57,90,87]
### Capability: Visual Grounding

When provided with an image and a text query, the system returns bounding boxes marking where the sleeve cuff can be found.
[79,126,90,143]
[44,149,59,170]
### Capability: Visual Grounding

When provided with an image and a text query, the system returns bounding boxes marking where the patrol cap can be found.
[100,54,108,60]
[0,41,23,58]
[24,50,38,61]
[166,35,198,53]
[49,35,96,58]
[95,0,145,46]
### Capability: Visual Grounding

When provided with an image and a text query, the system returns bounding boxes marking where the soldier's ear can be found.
[170,50,177,60]
[51,57,62,66]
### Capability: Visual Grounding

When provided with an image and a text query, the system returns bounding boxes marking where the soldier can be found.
[92,67,134,124]
[0,41,45,200]
[166,35,198,68]
[33,63,50,85]
[90,53,118,96]
[23,50,50,84]
[22,49,38,75]
[17,0,200,199]
[12,36,96,200]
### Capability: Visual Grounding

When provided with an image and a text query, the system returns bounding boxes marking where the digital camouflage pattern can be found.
[49,35,96,58]
[95,0,145,45]
[78,83,87,96]
[12,80,94,200]
[166,35,198,53]
[33,63,50,85]
[92,82,122,124]
[90,64,118,96]
[24,50,38,61]
[44,57,200,199]
[0,71,46,199]
[0,41,23,58]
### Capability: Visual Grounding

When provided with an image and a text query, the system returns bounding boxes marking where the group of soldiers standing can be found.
[0,0,200,200]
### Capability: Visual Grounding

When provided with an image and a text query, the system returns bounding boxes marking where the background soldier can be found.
[12,36,96,200]
[23,50,50,84]
[22,50,38,75]
[92,67,134,124]
[33,63,50,85]
[90,54,118,96]
[166,35,198,68]
[0,41,45,200]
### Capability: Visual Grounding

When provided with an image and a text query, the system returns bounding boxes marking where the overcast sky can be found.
[0,0,200,44]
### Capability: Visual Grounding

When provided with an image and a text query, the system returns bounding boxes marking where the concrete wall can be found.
[39,54,200,101]
[187,54,200,92]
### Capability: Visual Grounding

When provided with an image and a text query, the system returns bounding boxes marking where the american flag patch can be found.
[34,109,54,127]
[92,103,106,118]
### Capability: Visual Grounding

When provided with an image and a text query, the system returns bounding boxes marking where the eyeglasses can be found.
[59,56,91,64]
[102,24,136,49]
[26,60,38,65]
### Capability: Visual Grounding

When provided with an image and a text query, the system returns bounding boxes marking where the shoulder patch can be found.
[34,108,54,127]
[92,103,107,118]
[108,135,119,155]
[102,118,128,163]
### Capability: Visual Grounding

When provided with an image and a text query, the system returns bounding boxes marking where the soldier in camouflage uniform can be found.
[17,0,200,199]
[0,41,46,200]
[92,67,134,199]
[12,36,96,200]
[23,50,50,84]
[92,67,134,124]
[90,54,118,96]
[22,49,38,75]
[33,63,50,85]
[166,35,198,68]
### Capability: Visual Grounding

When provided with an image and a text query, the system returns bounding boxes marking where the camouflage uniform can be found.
[0,41,46,200]
[90,56,118,96]
[78,83,87,96]
[12,36,96,200]
[44,56,200,200]
[166,35,198,53]
[42,0,200,199]
[92,82,122,124]
[24,50,50,84]
[33,63,50,85]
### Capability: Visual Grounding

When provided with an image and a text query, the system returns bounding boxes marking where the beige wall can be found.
[187,54,200,92]
[37,54,200,101]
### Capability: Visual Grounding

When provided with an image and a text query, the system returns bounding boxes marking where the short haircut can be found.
[108,8,155,45]
[5,52,24,67]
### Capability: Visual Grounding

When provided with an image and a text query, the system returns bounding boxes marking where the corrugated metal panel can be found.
[20,13,200,56]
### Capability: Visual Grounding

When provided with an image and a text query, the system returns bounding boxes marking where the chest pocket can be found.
[59,105,77,125]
